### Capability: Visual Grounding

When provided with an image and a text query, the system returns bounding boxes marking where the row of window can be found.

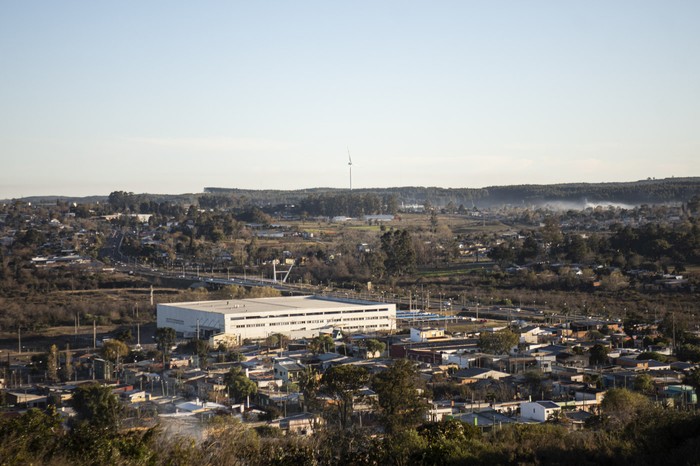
[233,319,392,329]
[344,324,390,329]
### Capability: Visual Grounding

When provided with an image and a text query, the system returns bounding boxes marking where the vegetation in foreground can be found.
[1,386,700,466]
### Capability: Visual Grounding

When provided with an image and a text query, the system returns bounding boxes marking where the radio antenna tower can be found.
[347,146,353,191]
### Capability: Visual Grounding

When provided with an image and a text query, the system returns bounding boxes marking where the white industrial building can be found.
[156,295,396,341]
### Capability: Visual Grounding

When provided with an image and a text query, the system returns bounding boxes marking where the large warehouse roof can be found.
[160,295,389,315]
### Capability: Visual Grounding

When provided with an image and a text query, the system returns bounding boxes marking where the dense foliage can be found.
[2,389,700,465]
[203,177,700,208]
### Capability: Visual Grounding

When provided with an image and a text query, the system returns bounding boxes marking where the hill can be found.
[3,177,698,209]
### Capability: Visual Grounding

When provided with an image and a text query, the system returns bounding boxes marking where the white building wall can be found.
[224,305,395,340]
[446,352,477,368]
[157,298,395,341]
[410,327,445,342]
[520,402,546,422]
[156,304,226,338]
[520,401,559,422]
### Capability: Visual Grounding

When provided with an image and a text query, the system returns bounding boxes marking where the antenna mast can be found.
[347,146,352,191]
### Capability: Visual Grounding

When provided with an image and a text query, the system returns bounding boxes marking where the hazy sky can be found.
[1,1,699,198]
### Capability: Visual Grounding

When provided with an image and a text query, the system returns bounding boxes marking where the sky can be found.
[1,1,699,198]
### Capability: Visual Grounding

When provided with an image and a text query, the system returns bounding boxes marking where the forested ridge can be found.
[7,177,696,209]
[205,177,700,208]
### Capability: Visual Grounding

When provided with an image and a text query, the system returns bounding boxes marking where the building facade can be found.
[157,295,396,340]
[520,400,561,422]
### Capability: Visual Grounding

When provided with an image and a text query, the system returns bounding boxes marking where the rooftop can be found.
[160,295,391,315]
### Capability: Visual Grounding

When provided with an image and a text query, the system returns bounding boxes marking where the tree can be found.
[299,366,321,412]
[114,328,133,344]
[519,235,541,262]
[586,330,605,341]
[364,339,386,357]
[416,419,482,465]
[213,284,246,300]
[71,383,123,429]
[523,370,546,399]
[247,286,282,298]
[600,388,653,430]
[589,344,610,366]
[380,429,427,466]
[224,366,257,404]
[155,327,176,364]
[0,407,64,463]
[687,195,700,216]
[385,194,399,215]
[184,339,210,368]
[541,216,563,252]
[227,350,245,362]
[676,344,700,363]
[636,351,668,362]
[489,242,515,267]
[429,210,439,233]
[47,344,59,383]
[372,359,428,434]
[600,270,630,291]
[101,339,129,365]
[366,251,386,280]
[563,233,590,263]
[320,365,369,429]
[61,344,74,382]
[265,333,289,350]
[479,329,518,355]
[633,373,655,395]
[381,229,417,276]
[683,367,700,391]
[309,334,335,354]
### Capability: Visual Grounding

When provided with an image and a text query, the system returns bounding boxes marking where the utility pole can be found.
[672,312,677,351]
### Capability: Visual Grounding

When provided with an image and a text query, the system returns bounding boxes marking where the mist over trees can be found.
[203,177,700,209]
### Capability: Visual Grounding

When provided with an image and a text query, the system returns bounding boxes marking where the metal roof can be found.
[160,295,392,315]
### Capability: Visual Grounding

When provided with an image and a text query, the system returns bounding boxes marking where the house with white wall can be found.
[520,400,561,422]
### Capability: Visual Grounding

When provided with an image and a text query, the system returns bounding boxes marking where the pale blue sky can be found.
[1,1,698,198]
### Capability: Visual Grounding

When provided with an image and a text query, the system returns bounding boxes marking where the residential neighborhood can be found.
[1,186,699,464]
[2,309,698,435]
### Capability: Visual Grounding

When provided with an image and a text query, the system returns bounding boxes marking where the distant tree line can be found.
[481,178,700,205]
[9,179,700,214]
[298,192,398,218]
[492,217,700,269]
[197,177,700,209]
